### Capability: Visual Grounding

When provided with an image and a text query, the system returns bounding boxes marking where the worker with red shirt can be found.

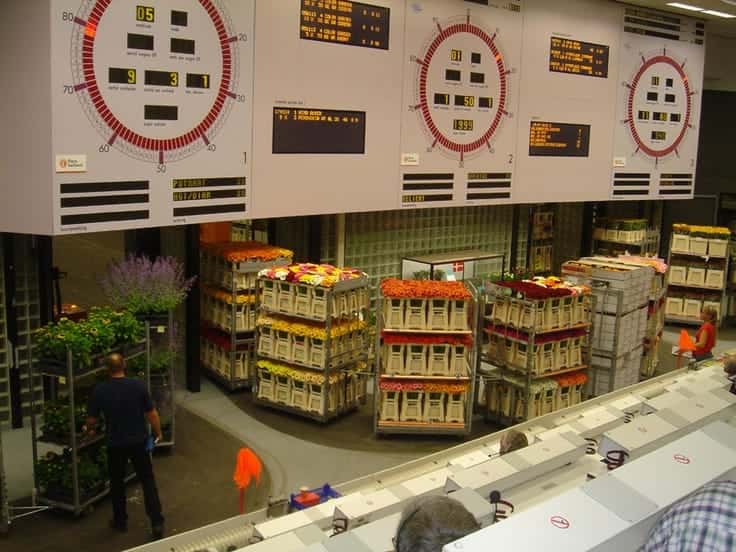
[693,306,718,362]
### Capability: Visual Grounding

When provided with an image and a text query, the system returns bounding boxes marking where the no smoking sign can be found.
[550,515,570,529]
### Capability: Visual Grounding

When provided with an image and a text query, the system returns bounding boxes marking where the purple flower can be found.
[101,254,196,314]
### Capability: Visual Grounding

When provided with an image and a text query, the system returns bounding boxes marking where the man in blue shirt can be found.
[86,353,164,540]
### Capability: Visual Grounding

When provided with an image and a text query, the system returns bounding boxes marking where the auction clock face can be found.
[70,0,241,165]
[412,15,511,163]
[623,49,694,164]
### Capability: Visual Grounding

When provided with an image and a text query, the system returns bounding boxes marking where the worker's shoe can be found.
[152,522,164,540]
[109,519,128,533]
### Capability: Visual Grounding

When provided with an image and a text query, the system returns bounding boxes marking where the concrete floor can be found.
[1,408,271,552]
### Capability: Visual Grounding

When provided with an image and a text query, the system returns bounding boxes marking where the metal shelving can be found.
[0,425,8,534]
[199,247,292,391]
[141,312,176,449]
[254,274,370,423]
[29,340,148,516]
[665,232,731,327]
[373,283,477,436]
[480,284,594,425]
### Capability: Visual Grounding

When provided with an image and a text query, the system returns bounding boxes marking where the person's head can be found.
[700,306,718,324]
[724,356,736,377]
[499,430,529,455]
[394,496,480,552]
[107,353,126,376]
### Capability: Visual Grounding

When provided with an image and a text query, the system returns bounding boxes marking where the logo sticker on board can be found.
[55,154,87,173]
[673,454,691,465]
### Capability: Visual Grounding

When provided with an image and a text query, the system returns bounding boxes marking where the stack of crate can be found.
[562,257,654,395]
[255,265,370,422]
[199,242,293,390]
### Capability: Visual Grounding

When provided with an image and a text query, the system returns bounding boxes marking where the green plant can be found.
[35,308,144,366]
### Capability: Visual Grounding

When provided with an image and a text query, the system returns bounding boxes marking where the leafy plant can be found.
[35,307,144,366]
[101,254,196,315]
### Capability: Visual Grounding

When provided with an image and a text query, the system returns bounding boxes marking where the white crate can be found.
[689,237,708,256]
[383,343,404,374]
[705,269,724,289]
[450,299,470,331]
[428,298,450,331]
[671,234,690,253]
[405,344,428,375]
[383,298,405,329]
[665,297,684,316]
[684,298,703,319]
[668,265,687,286]
[405,298,428,330]
[708,239,729,258]
[686,267,706,287]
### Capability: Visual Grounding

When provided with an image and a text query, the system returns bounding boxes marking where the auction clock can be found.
[410,13,514,164]
[69,0,244,166]
[621,48,695,165]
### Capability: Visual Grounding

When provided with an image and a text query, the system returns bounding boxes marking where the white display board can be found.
[51,0,254,233]
[0,1,708,235]
[397,0,522,209]
[610,8,704,200]
[512,0,622,204]
[249,0,405,218]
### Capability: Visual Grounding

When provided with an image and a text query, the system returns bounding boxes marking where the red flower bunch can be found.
[494,280,573,300]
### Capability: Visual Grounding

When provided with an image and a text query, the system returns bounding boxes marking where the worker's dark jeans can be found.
[108,443,164,526]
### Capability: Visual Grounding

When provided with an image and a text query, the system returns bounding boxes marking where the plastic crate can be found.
[294,285,312,317]
[450,299,470,331]
[400,390,424,422]
[668,265,687,286]
[686,267,706,287]
[708,239,728,258]
[689,237,708,256]
[665,297,684,316]
[405,344,428,375]
[383,298,405,329]
[261,280,279,311]
[277,282,295,314]
[289,484,342,511]
[428,298,450,330]
[258,326,275,356]
[311,287,328,319]
[705,269,724,289]
[671,234,690,253]
[405,298,428,330]
[427,344,451,376]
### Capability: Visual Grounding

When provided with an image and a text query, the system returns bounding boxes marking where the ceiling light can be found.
[703,9,736,16]
[666,2,704,10]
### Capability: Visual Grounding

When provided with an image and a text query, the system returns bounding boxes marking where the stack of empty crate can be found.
[254,264,370,422]
[614,255,668,378]
[665,224,730,326]
[376,279,475,435]
[562,257,654,396]
[199,242,293,390]
[482,278,593,423]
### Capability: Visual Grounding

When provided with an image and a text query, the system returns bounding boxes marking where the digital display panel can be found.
[144,105,178,121]
[665,93,676,103]
[647,92,658,101]
[638,110,650,120]
[186,73,211,89]
[128,33,154,51]
[454,95,475,107]
[171,10,188,26]
[529,121,591,157]
[470,72,485,84]
[145,70,179,87]
[171,38,195,55]
[109,67,136,84]
[471,52,482,64]
[453,119,473,131]
[651,130,666,140]
[300,0,390,50]
[479,97,492,109]
[451,49,462,62]
[272,108,366,154]
[446,69,461,81]
[549,37,609,78]
[670,113,681,122]
[653,112,667,122]
[434,93,450,105]
[136,5,155,23]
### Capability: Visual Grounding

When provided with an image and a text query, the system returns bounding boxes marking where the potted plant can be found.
[35,307,145,372]
[101,254,196,320]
